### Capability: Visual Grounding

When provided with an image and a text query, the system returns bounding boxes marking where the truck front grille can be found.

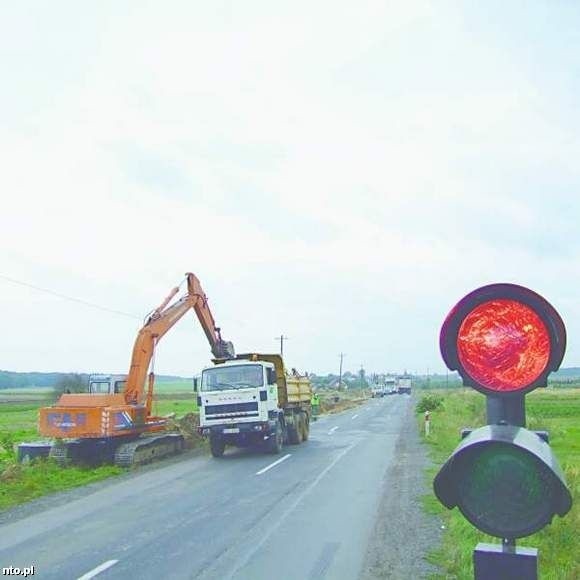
[205,402,259,417]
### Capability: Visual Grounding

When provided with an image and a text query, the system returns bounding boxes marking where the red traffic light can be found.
[441,284,566,396]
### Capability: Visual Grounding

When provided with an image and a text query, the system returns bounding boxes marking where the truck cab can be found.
[198,360,279,451]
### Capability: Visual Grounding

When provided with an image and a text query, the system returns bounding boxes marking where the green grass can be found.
[153,380,195,393]
[0,394,199,511]
[419,389,580,580]
[0,387,54,395]
[151,396,198,417]
[0,461,122,511]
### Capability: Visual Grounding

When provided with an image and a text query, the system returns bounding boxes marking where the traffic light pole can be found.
[486,394,525,427]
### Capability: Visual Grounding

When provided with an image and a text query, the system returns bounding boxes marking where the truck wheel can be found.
[287,416,302,445]
[268,421,283,454]
[295,414,304,444]
[210,435,226,458]
[301,412,309,441]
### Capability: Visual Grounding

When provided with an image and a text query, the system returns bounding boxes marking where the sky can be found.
[1,1,580,377]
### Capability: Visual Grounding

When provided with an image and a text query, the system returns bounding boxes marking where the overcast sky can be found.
[2,1,580,377]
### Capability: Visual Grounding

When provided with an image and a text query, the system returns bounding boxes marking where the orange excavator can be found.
[35,273,234,466]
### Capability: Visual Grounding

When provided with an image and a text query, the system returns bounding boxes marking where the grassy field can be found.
[0,391,198,511]
[153,380,195,393]
[419,388,579,580]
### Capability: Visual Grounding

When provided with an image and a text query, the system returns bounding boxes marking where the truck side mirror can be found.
[193,377,198,392]
[267,368,276,385]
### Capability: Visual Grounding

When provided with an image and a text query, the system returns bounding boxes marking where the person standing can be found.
[311,392,320,417]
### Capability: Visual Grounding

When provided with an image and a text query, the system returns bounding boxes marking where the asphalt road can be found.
[0,395,437,580]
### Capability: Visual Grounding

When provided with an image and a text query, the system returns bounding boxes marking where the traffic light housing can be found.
[434,283,572,543]
[434,424,571,538]
[440,283,566,397]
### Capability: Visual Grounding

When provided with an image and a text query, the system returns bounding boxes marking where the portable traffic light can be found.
[434,284,572,577]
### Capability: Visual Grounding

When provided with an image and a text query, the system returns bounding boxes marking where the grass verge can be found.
[418,388,579,580]
[0,461,122,511]
[0,394,200,512]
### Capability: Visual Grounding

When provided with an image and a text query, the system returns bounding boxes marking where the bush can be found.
[0,432,16,462]
[53,373,88,396]
[416,393,444,413]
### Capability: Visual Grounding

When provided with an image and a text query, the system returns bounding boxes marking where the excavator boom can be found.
[124,272,235,406]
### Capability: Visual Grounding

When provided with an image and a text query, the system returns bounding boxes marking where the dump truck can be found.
[396,375,413,395]
[24,273,235,467]
[197,353,311,457]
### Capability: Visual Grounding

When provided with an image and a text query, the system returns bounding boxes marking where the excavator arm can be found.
[124,273,234,407]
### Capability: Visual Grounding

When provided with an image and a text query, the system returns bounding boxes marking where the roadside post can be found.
[424,410,430,437]
[434,283,572,580]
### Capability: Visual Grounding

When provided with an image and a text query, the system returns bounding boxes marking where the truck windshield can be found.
[201,365,263,391]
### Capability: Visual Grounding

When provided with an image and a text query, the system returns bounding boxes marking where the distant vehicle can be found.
[396,376,412,395]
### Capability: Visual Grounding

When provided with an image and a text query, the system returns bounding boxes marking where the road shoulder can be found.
[359,397,441,579]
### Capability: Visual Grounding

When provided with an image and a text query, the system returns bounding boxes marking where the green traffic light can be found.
[433,425,572,539]
[457,442,556,538]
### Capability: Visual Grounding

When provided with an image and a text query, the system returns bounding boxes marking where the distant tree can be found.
[54,373,88,396]
[358,367,368,389]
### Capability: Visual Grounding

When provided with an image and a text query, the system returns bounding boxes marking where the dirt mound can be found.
[166,413,204,449]
[320,395,367,414]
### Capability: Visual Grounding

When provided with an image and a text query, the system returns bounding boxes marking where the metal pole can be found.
[486,395,526,427]
[274,335,288,357]
[339,353,345,389]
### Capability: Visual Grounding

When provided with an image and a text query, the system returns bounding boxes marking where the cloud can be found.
[2,2,580,374]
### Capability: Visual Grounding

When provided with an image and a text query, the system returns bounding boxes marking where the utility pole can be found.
[338,352,346,389]
[274,335,288,357]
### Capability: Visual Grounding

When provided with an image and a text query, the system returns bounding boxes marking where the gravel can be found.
[359,397,442,579]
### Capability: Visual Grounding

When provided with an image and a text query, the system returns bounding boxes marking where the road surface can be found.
[0,395,439,579]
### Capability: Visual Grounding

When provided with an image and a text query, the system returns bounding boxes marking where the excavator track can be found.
[114,434,184,467]
[48,442,71,466]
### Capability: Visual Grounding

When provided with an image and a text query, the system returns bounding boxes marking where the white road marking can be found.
[77,560,119,580]
[351,414,359,420]
[328,426,339,434]
[256,453,291,475]
[226,442,358,579]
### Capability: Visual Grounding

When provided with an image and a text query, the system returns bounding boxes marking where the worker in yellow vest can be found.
[311,392,320,417]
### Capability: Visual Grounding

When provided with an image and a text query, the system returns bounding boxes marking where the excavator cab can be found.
[88,374,128,395]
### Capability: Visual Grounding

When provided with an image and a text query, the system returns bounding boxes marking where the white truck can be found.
[396,375,413,395]
[196,353,312,457]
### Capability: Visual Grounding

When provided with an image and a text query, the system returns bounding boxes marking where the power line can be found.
[0,273,141,320]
